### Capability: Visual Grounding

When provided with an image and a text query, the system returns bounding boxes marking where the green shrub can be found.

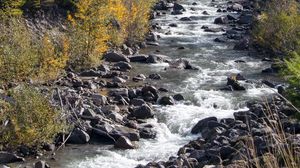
[0,16,69,83]
[253,0,300,55]
[0,86,64,149]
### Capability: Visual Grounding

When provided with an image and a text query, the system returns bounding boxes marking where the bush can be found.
[0,16,69,83]
[253,0,300,55]
[0,0,25,16]
[0,86,64,149]
[67,0,156,69]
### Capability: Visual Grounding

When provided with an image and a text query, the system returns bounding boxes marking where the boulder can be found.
[114,61,132,71]
[191,117,218,134]
[214,16,228,24]
[139,127,157,139]
[228,3,243,11]
[227,77,246,91]
[110,125,140,141]
[146,54,164,63]
[131,104,154,119]
[149,73,162,80]
[234,38,250,50]
[114,136,136,149]
[104,52,130,62]
[91,94,108,106]
[67,128,90,144]
[173,3,185,11]
[131,98,146,106]
[35,160,50,168]
[173,94,184,101]
[129,55,148,63]
[158,96,175,105]
[113,76,126,83]
[169,58,198,70]
[0,152,24,164]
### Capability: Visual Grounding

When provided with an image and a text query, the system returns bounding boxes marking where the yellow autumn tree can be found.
[68,0,110,69]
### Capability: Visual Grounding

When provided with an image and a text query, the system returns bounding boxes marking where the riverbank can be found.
[1,0,299,168]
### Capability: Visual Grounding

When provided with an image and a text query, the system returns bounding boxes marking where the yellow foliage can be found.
[0,16,69,83]
[0,86,64,148]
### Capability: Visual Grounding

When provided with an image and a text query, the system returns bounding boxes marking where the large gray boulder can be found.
[0,152,25,164]
[104,52,130,62]
[191,117,218,134]
[67,128,90,144]
[114,136,136,149]
[131,104,154,119]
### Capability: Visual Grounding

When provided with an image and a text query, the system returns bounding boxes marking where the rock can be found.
[131,104,154,119]
[158,96,175,105]
[131,98,146,106]
[169,58,198,70]
[81,108,97,117]
[139,127,157,139]
[114,61,132,71]
[169,23,178,27]
[35,160,50,168]
[114,136,136,149]
[129,55,148,63]
[0,152,24,164]
[201,126,226,140]
[214,16,228,24]
[214,38,227,43]
[146,54,165,63]
[234,38,250,50]
[110,88,129,97]
[67,128,90,144]
[204,28,224,33]
[173,94,184,101]
[146,41,160,46]
[191,117,218,134]
[227,77,246,91]
[149,73,162,80]
[42,143,55,152]
[171,10,183,15]
[110,125,140,141]
[113,76,127,83]
[238,13,253,24]
[98,64,110,72]
[101,105,120,114]
[202,11,209,15]
[262,80,276,88]
[173,3,185,11]
[123,47,134,55]
[146,32,158,42]
[104,52,130,62]
[234,60,246,63]
[133,74,146,82]
[228,3,243,11]
[180,17,192,21]
[108,112,123,123]
[80,70,102,77]
[227,14,238,21]
[142,86,159,101]
[91,94,107,106]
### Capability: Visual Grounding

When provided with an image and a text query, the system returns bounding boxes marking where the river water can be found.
[51,0,279,167]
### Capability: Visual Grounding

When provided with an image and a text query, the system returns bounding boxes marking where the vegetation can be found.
[0,86,64,149]
[0,16,69,83]
[254,0,300,108]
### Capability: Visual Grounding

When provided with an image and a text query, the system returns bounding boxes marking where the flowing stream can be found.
[50,0,280,167]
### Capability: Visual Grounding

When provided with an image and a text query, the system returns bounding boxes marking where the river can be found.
[50,0,279,167]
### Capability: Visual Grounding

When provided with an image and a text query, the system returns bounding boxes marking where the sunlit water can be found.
[50,1,280,167]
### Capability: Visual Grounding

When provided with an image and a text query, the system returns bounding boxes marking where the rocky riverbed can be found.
[1,0,299,168]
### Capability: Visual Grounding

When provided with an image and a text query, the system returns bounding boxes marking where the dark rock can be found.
[104,52,130,62]
[131,104,154,119]
[91,94,107,106]
[169,58,198,70]
[191,117,218,134]
[227,77,246,91]
[142,86,159,101]
[131,98,146,106]
[158,87,168,92]
[129,55,148,63]
[114,61,132,71]
[158,96,175,105]
[234,38,250,50]
[173,3,185,11]
[262,80,275,88]
[202,11,209,15]
[228,3,243,12]
[204,28,224,33]
[214,16,228,24]
[236,74,246,80]
[146,54,165,63]
[169,23,178,27]
[227,14,238,20]
[35,160,50,168]
[114,136,136,149]
[180,17,192,21]
[173,94,184,101]
[234,60,246,63]
[139,127,157,139]
[67,128,90,144]
[80,70,102,77]
[214,37,227,43]
[238,13,253,24]
[0,152,25,164]
[171,10,183,15]
[149,73,162,80]
[146,32,158,42]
